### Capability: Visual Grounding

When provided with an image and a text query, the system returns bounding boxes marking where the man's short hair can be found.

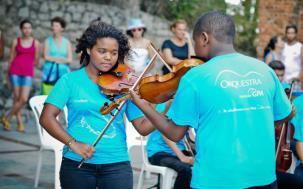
[193,11,235,44]
[268,60,285,70]
[285,24,298,33]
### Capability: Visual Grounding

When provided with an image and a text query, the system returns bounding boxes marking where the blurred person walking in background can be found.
[2,19,39,132]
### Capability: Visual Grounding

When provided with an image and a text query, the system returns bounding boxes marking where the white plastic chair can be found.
[136,136,177,189]
[125,116,142,150]
[29,95,67,189]
[286,153,298,174]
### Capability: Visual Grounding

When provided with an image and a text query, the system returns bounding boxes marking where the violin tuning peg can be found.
[115,72,122,77]
[109,96,115,101]
[103,102,109,107]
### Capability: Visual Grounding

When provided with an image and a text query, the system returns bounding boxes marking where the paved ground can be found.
[0,112,159,189]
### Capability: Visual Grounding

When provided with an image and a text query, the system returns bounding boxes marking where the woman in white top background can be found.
[126,18,153,75]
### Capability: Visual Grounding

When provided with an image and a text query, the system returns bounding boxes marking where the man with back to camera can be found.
[130,11,294,189]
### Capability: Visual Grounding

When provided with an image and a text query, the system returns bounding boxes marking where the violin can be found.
[98,63,137,96]
[275,84,295,172]
[99,43,204,115]
[138,58,203,103]
[79,43,202,167]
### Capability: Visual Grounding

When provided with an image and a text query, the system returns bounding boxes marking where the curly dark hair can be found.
[51,17,66,29]
[76,20,130,68]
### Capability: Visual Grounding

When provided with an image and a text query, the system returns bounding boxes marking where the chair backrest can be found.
[124,114,141,149]
[140,136,150,165]
[124,115,144,169]
[29,95,67,148]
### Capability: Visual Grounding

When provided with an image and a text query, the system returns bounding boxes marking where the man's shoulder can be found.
[233,54,271,72]
[210,53,266,68]
[285,41,302,48]
[293,41,303,49]
[232,53,264,63]
[186,53,273,83]
[294,95,303,105]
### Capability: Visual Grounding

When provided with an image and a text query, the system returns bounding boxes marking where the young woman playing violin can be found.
[39,20,155,189]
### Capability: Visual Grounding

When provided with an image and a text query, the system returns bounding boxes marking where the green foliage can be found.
[164,0,258,56]
[151,0,227,27]
[69,0,258,56]
[232,0,259,56]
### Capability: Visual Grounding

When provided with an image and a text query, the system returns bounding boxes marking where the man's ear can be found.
[200,32,209,46]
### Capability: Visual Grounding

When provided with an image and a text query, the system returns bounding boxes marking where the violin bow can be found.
[149,43,173,73]
[184,134,195,157]
[275,80,295,160]
[78,53,158,168]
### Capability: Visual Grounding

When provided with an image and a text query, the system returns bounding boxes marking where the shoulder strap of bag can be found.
[45,62,55,83]
[55,63,59,82]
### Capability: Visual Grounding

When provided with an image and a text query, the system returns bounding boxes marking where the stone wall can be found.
[257,0,303,57]
[0,0,171,67]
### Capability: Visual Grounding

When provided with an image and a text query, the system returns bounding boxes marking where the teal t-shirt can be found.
[292,95,303,142]
[45,68,143,164]
[167,53,292,189]
[42,36,70,82]
[146,103,185,157]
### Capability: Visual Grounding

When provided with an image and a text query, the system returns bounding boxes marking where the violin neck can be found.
[117,93,131,103]
[100,94,131,115]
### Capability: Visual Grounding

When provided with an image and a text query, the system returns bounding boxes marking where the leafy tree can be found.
[69,0,258,55]
[141,0,227,27]
[231,0,259,56]
[141,0,258,55]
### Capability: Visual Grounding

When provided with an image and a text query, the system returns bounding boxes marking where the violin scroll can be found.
[98,64,137,96]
